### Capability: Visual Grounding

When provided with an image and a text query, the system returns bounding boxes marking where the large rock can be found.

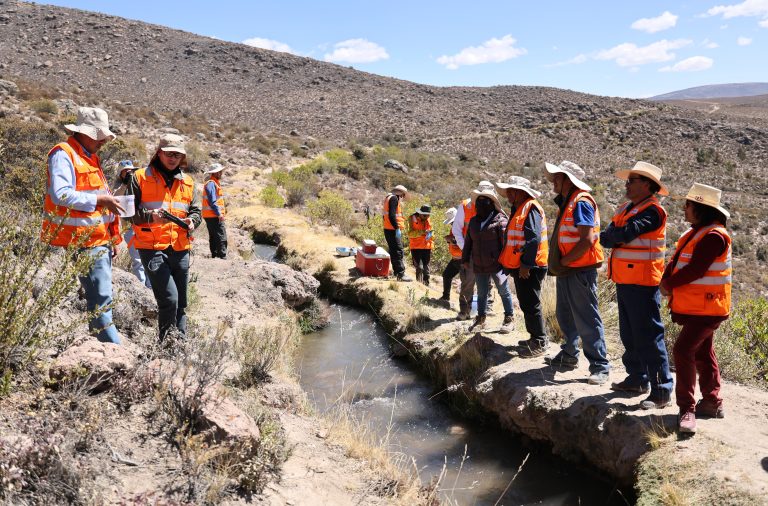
[50,341,136,390]
[112,267,157,338]
[258,261,319,308]
[0,79,18,96]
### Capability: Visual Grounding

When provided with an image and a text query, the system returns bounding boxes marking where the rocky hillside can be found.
[652,83,768,100]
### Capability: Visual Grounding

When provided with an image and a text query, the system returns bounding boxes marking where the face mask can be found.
[475,197,494,219]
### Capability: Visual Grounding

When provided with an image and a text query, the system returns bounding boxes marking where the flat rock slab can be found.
[50,340,136,390]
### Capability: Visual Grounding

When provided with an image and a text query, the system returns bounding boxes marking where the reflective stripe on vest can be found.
[382,194,405,230]
[132,166,195,251]
[202,179,226,218]
[670,225,732,316]
[499,198,549,269]
[556,191,604,267]
[607,198,667,286]
[408,215,433,250]
[41,137,117,248]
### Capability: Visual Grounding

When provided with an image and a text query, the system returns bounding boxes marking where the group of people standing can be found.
[383,159,732,435]
[42,107,228,347]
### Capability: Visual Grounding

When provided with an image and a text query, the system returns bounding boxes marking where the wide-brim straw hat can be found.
[204,163,225,174]
[496,175,541,199]
[443,207,457,225]
[675,182,730,219]
[470,188,503,213]
[543,161,591,191]
[391,184,408,195]
[614,161,669,196]
[64,107,116,141]
[476,180,495,192]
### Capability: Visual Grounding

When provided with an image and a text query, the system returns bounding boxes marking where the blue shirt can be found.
[573,201,595,227]
[204,180,222,216]
[47,146,98,212]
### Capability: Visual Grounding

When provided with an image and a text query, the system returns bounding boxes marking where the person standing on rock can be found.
[128,134,202,342]
[41,107,124,344]
[202,162,228,259]
[542,161,611,385]
[600,162,673,409]
[461,188,514,333]
[382,185,412,281]
[452,181,496,321]
[497,176,550,356]
[407,205,433,285]
[660,183,732,435]
[439,207,462,305]
[113,159,151,288]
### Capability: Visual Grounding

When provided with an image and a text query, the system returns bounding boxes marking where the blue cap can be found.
[118,160,136,170]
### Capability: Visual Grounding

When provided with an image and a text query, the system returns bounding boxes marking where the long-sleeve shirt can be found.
[452,203,467,250]
[508,204,545,269]
[126,164,202,229]
[47,148,99,212]
[204,180,223,217]
[387,194,400,230]
[600,203,662,248]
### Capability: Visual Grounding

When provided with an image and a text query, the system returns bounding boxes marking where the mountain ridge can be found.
[652,83,768,101]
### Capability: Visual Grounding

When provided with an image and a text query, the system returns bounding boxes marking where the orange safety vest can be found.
[41,137,119,248]
[607,197,666,286]
[382,193,405,230]
[669,225,732,316]
[202,178,225,218]
[447,230,463,259]
[407,215,433,250]
[556,190,604,268]
[132,166,195,251]
[461,198,476,238]
[499,198,549,269]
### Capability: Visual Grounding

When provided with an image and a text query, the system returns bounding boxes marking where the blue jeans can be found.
[139,248,190,340]
[124,228,151,288]
[475,271,514,317]
[556,269,610,374]
[617,284,673,397]
[78,245,120,344]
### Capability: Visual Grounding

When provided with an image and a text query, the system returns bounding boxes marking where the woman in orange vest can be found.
[497,176,550,355]
[440,207,463,305]
[407,205,434,285]
[128,134,202,342]
[382,185,411,281]
[202,163,227,259]
[660,183,732,435]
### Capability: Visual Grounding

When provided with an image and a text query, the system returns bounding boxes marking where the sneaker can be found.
[397,274,413,282]
[610,378,650,394]
[588,372,610,386]
[499,315,514,334]
[544,351,579,369]
[695,399,725,419]
[678,410,697,434]
[456,312,472,321]
[640,394,672,410]
[518,339,549,358]
[468,315,486,332]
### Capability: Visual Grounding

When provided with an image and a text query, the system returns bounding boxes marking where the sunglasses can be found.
[626,177,645,184]
[161,151,184,159]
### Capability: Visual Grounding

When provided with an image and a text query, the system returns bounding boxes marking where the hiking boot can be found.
[678,410,697,434]
[545,351,579,369]
[610,378,650,394]
[640,393,672,410]
[439,295,450,302]
[397,274,413,282]
[695,399,725,419]
[468,315,486,332]
[588,371,610,386]
[498,315,514,334]
[456,311,471,321]
[518,339,549,358]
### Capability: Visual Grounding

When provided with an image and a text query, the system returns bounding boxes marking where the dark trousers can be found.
[139,248,190,340]
[442,258,461,299]
[510,268,548,343]
[617,284,674,397]
[411,248,431,284]
[204,217,228,258]
[673,317,723,412]
[383,229,406,277]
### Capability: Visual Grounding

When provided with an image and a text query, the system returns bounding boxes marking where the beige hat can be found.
[204,163,225,174]
[476,180,495,192]
[470,188,503,213]
[543,161,591,191]
[391,185,408,195]
[64,107,116,141]
[157,133,186,154]
[614,161,669,196]
[496,176,541,199]
[677,182,730,219]
[443,207,457,225]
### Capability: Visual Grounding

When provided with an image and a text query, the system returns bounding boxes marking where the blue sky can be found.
[45,0,768,98]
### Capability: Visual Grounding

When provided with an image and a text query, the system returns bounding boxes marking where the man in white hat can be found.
[41,106,124,344]
[497,176,550,354]
[600,161,673,409]
[452,181,496,320]
[203,162,227,259]
[113,159,151,288]
[542,161,610,384]
[382,185,412,281]
[439,207,462,306]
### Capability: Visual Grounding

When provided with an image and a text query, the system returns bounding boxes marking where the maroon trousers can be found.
[672,317,723,412]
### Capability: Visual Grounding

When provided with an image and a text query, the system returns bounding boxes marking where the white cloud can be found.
[242,37,296,54]
[737,35,753,44]
[705,0,768,18]
[659,56,714,72]
[595,39,691,67]
[546,54,588,67]
[702,38,720,47]
[323,39,389,63]
[761,18,768,26]
[436,35,527,70]
[631,11,679,33]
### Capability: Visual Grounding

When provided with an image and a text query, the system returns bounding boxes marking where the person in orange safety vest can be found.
[382,185,411,281]
[439,207,462,305]
[407,205,434,285]
[202,163,227,259]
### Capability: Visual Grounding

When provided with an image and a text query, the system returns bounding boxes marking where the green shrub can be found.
[260,185,284,208]
[184,140,210,173]
[727,297,768,381]
[0,117,63,203]
[27,99,58,116]
[233,321,297,388]
[306,190,355,234]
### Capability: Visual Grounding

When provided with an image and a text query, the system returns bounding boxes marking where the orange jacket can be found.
[132,166,195,251]
[382,193,405,230]
[499,198,548,269]
[556,190,604,268]
[41,137,120,248]
[407,215,433,250]
[461,198,476,238]
[202,178,225,218]
[669,225,732,316]
[607,198,667,286]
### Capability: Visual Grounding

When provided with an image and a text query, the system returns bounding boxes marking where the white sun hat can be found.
[543,160,591,191]
[495,175,542,199]
[614,161,669,196]
[676,182,730,219]
[64,107,116,141]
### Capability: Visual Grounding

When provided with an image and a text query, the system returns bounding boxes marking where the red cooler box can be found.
[355,247,390,277]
